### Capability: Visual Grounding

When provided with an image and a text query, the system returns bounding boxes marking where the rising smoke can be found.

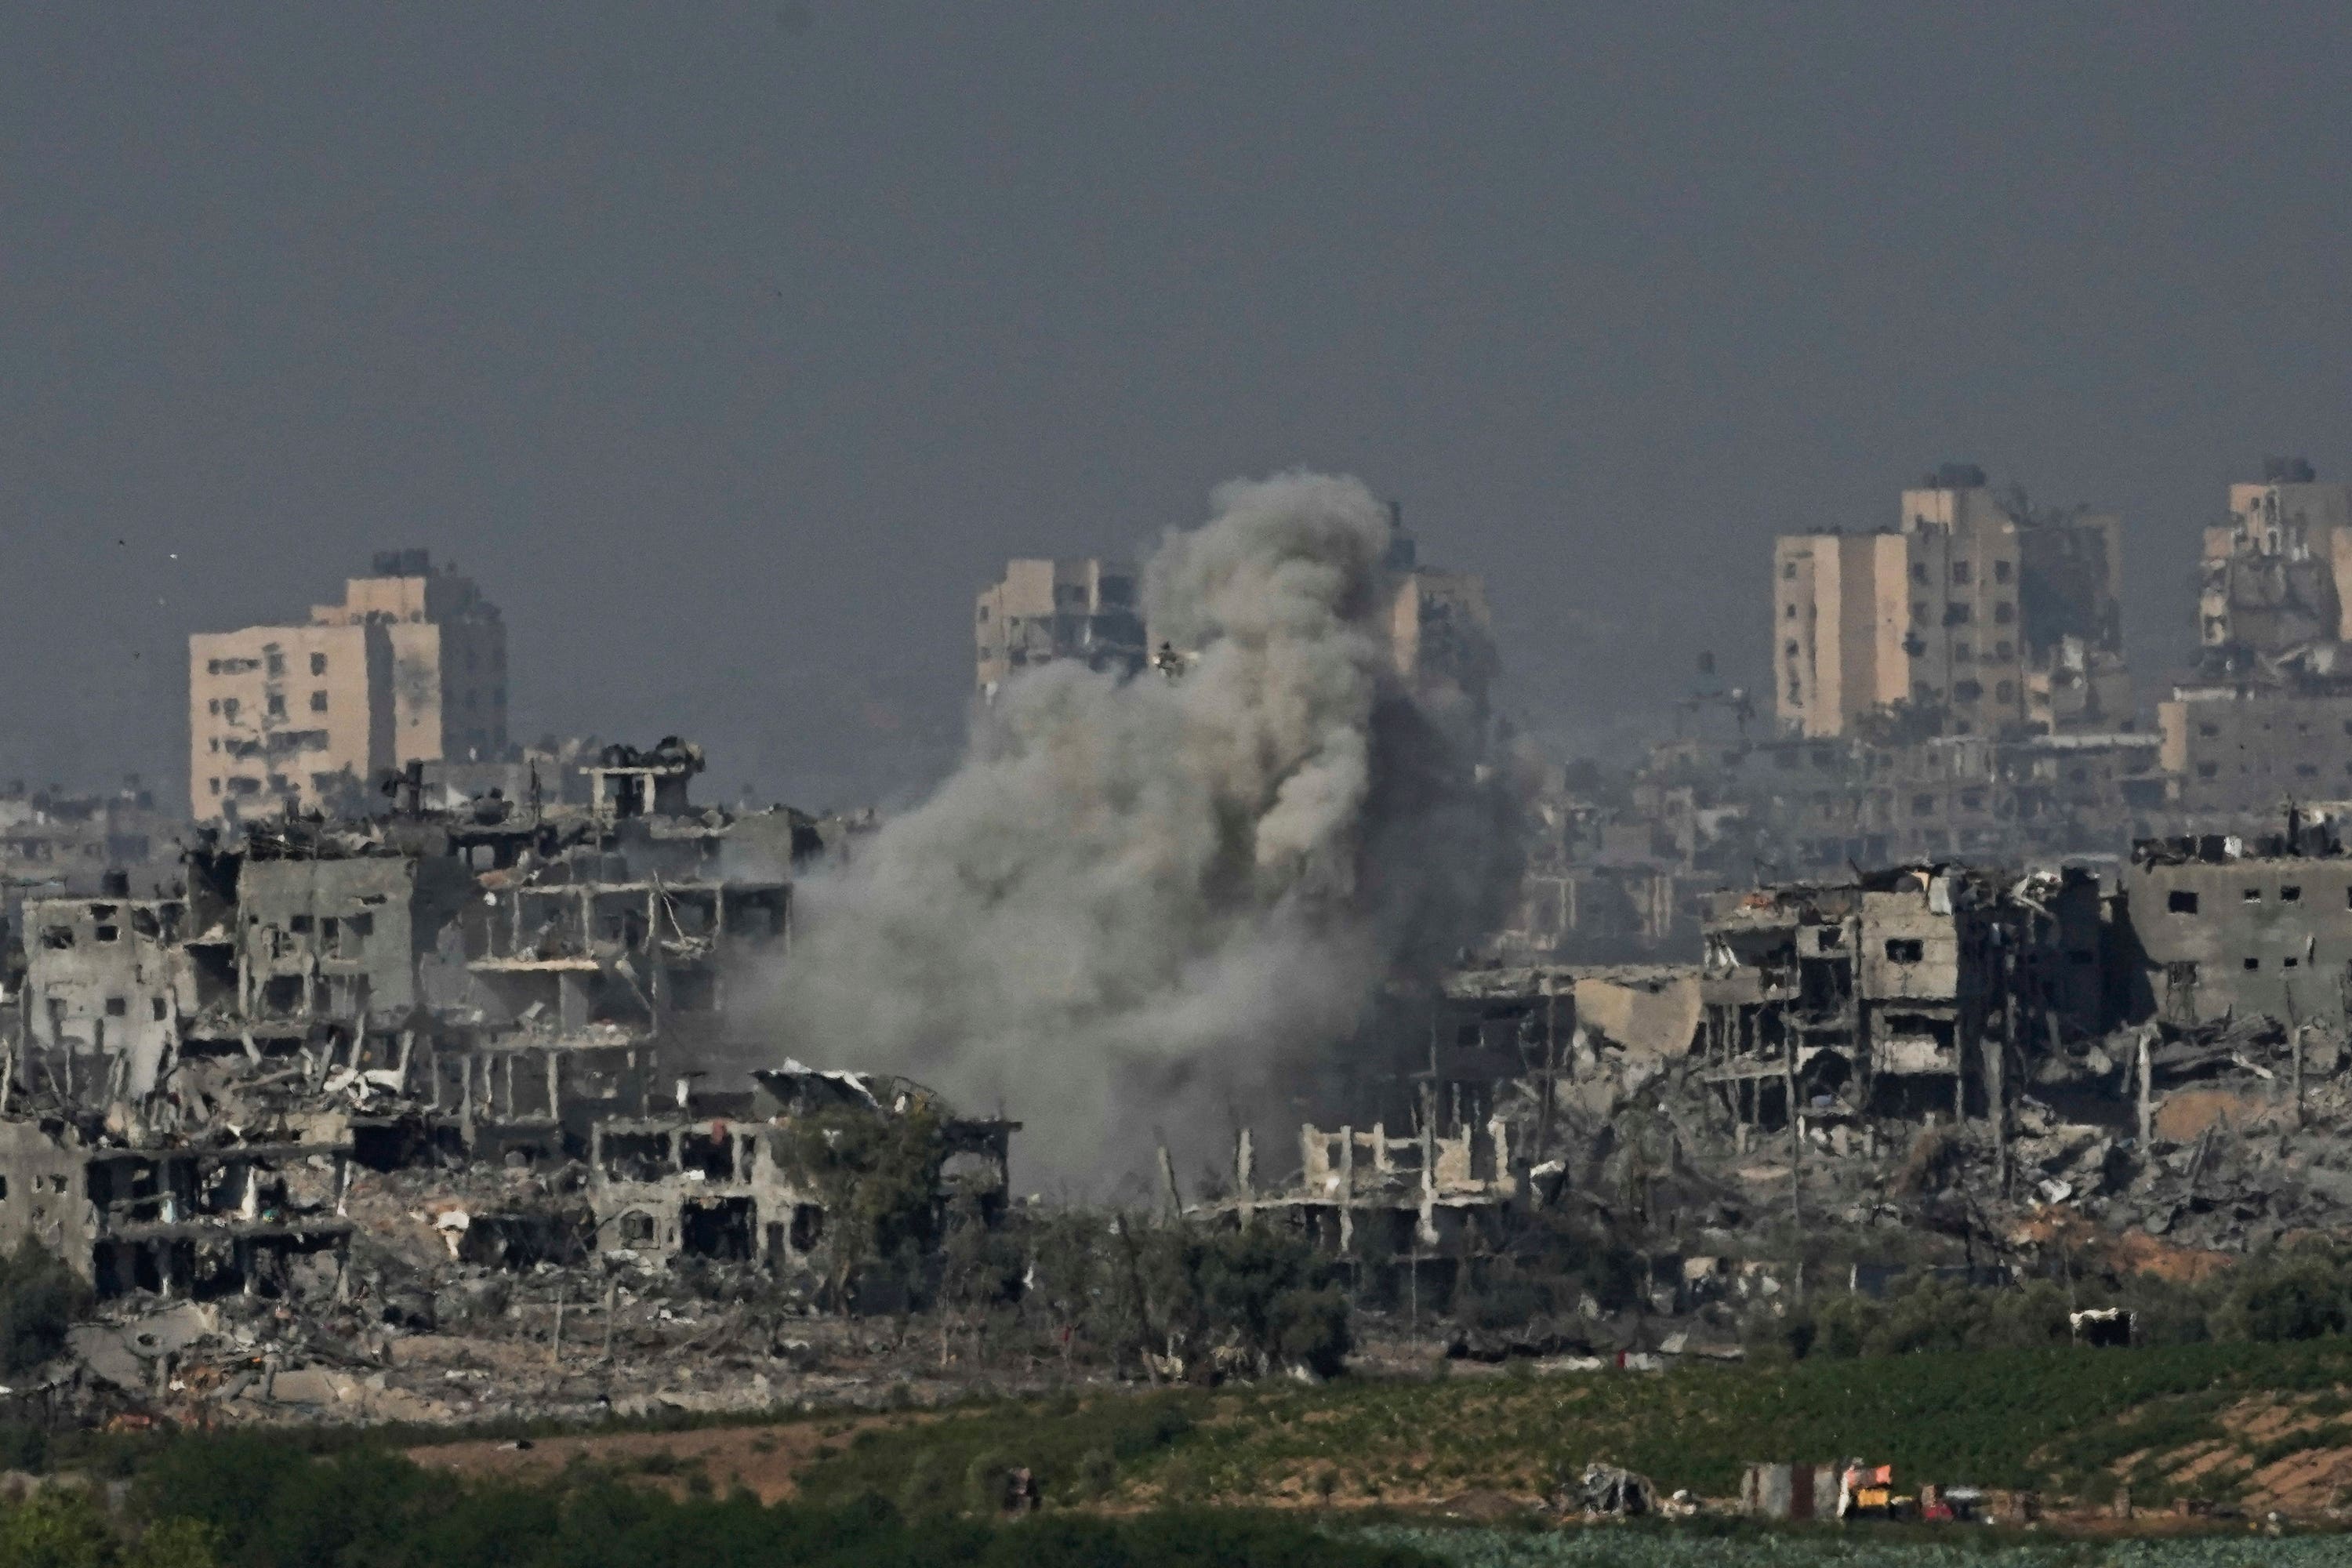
[768,472,1510,1192]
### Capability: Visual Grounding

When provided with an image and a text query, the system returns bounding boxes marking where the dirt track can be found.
[406,1414,906,1504]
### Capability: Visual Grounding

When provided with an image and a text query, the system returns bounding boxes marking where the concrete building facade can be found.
[2200,459,2352,657]
[191,550,507,822]
[1775,468,2128,740]
[974,558,1145,694]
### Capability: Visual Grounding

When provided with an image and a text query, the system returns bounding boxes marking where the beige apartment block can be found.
[1774,532,1910,737]
[191,550,507,822]
[1776,468,2127,739]
[1384,564,1497,713]
[2201,460,2352,653]
[974,557,1145,692]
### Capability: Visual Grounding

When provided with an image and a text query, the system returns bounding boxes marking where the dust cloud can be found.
[760,472,1508,1192]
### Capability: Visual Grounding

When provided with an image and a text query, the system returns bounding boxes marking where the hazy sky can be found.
[8,5,2352,812]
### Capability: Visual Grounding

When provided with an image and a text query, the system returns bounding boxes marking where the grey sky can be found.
[6,5,2350,811]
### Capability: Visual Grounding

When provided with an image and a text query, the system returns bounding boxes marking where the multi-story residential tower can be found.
[1776,466,2127,739]
[190,550,507,822]
[974,558,1146,695]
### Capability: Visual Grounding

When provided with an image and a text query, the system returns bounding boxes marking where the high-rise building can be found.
[1775,466,2128,739]
[2198,456,2352,659]
[974,558,1146,694]
[2159,459,2352,818]
[190,550,508,822]
[1375,509,1497,717]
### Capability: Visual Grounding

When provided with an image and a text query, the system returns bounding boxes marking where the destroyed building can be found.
[0,1116,354,1299]
[1696,863,2109,1131]
[0,736,958,1308]
[2124,823,2352,1028]
[590,1062,1014,1276]
[975,557,1147,695]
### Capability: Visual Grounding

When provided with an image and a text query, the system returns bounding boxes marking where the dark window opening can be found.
[1885,938,1925,964]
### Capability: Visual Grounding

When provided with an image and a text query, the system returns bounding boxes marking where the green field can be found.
[794,1339,2352,1512]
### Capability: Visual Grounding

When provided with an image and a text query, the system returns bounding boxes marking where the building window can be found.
[1994,641,2013,659]
[1995,681,2015,702]
[1953,680,1983,702]
[103,996,126,1017]
[222,699,238,720]
[310,652,328,675]
[1911,562,1929,584]
[310,691,328,713]
[266,652,285,677]
[2244,956,2260,971]
[2198,762,2220,779]
[206,698,220,715]
[1911,794,1936,816]
[1946,602,1972,624]
[2167,890,2198,913]
[1784,603,1796,619]
[1951,561,1972,584]
[1884,938,1925,964]
[151,997,166,1021]
[1994,560,2013,583]
[93,924,118,943]
[2244,887,2262,903]
[267,693,286,717]
[208,778,221,796]
[2285,956,2301,968]
[2167,960,2198,985]
[1994,601,2015,624]
[2199,723,2220,738]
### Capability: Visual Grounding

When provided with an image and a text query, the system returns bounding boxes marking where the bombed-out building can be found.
[2124,822,2352,1028]
[0,737,989,1303]
[589,1062,1014,1277]
[1695,863,2109,1130]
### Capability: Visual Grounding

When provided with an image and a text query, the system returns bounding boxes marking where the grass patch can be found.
[793,1339,2352,1512]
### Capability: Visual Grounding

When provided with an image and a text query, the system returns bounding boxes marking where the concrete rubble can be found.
[0,739,1024,1427]
[1192,811,2352,1370]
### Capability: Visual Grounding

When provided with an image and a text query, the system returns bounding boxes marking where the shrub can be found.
[0,1241,91,1376]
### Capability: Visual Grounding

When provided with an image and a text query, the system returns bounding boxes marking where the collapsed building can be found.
[0,739,1011,1306]
[590,1062,1014,1276]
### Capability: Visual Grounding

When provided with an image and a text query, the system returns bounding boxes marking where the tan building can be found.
[1377,512,1497,715]
[2158,690,2352,815]
[2199,458,2352,655]
[1773,532,1911,738]
[974,558,1145,693]
[191,550,507,822]
[1776,466,2127,739]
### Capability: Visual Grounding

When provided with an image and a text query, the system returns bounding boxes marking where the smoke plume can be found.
[770,472,1505,1191]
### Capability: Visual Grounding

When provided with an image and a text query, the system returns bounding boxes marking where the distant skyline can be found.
[9,5,2352,811]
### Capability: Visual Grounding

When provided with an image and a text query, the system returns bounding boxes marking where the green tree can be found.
[0,1240,92,1376]
[0,1487,115,1568]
